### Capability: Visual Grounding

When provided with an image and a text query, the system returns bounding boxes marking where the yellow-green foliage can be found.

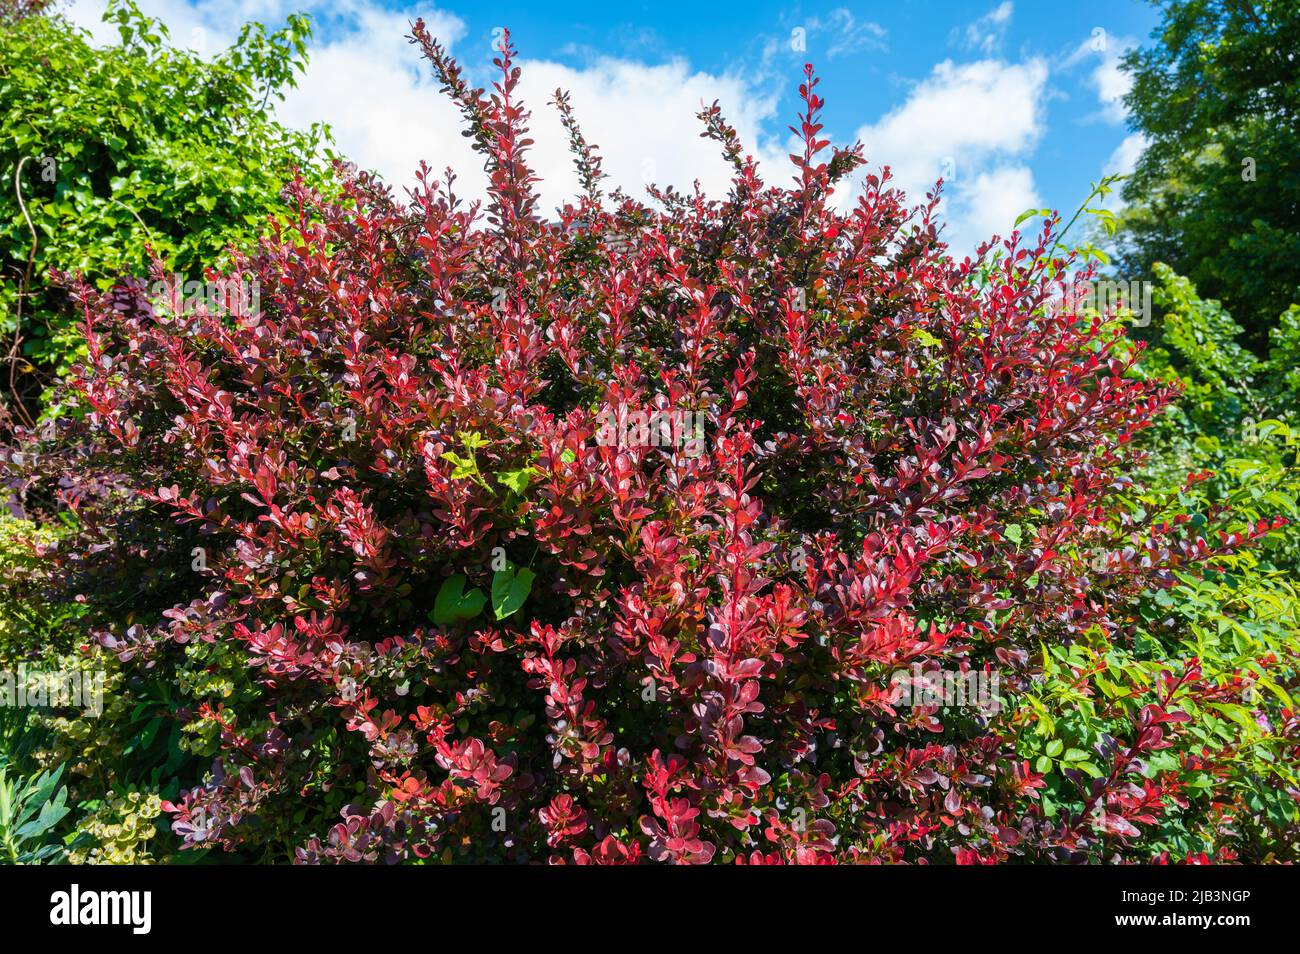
[0,514,73,657]
[68,791,162,864]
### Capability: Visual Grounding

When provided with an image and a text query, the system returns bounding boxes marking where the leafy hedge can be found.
[2,26,1298,864]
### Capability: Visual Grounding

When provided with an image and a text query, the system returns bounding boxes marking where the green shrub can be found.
[0,0,333,414]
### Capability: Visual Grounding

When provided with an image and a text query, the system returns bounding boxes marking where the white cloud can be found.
[1092,58,1131,120]
[1104,132,1146,178]
[762,9,887,70]
[808,8,888,59]
[518,60,779,212]
[852,57,1049,250]
[953,2,1014,56]
[65,0,295,51]
[275,5,478,198]
[65,0,781,213]
[1089,131,1147,214]
[948,165,1040,249]
[1064,29,1137,124]
[280,18,782,210]
[60,0,1052,251]
[65,0,480,197]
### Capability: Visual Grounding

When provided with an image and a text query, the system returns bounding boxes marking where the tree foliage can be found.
[1118,0,1300,351]
[0,0,332,418]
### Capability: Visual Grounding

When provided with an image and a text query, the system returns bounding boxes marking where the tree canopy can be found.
[1118,0,1300,352]
[0,0,333,416]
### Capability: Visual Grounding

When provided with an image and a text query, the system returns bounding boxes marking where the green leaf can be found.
[432,574,486,626]
[441,450,478,481]
[1045,739,1063,758]
[458,430,488,452]
[136,715,163,752]
[497,467,536,495]
[911,327,942,348]
[491,564,535,620]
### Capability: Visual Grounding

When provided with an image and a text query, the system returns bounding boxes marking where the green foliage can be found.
[0,508,205,859]
[0,513,83,659]
[0,710,71,864]
[67,789,161,864]
[1117,0,1300,351]
[0,764,70,863]
[432,574,487,626]
[1138,263,1300,510]
[491,562,535,620]
[1150,264,1258,395]
[0,0,332,404]
[1007,188,1300,859]
[1014,559,1300,859]
[1119,263,1300,857]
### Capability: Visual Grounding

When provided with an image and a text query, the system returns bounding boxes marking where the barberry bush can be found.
[4,27,1298,864]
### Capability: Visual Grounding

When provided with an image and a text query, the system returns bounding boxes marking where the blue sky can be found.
[66,0,1161,250]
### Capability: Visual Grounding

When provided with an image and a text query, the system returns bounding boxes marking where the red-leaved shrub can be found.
[5,29,1280,863]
